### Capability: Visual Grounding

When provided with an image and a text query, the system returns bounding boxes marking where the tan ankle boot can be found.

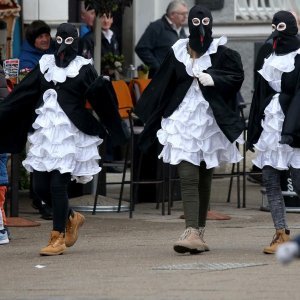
[174,227,206,254]
[263,229,290,254]
[65,211,85,247]
[40,231,66,256]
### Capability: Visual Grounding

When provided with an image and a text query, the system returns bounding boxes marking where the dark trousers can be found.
[177,161,214,228]
[32,170,71,233]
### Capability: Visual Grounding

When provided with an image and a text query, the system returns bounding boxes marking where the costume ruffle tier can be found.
[253,49,300,170]
[157,37,243,169]
[22,55,102,184]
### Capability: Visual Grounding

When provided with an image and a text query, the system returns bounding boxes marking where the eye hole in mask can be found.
[65,37,74,45]
[192,17,201,26]
[202,17,210,26]
[271,24,276,32]
[56,36,75,45]
[56,36,63,44]
[277,22,287,31]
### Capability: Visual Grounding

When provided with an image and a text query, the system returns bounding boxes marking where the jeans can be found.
[262,166,300,229]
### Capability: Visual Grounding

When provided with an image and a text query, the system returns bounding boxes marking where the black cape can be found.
[0,61,128,153]
[247,52,300,150]
[134,43,245,152]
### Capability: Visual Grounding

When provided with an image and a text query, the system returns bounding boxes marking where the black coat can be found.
[78,31,120,59]
[135,16,187,78]
[0,62,128,154]
[134,43,245,152]
[247,53,300,150]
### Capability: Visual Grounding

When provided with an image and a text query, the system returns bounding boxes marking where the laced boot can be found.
[198,227,210,251]
[174,227,206,254]
[65,211,85,247]
[40,231,66,256]
[263,229,290,254]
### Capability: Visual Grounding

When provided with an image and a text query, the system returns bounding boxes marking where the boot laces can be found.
[198,228,206,242]
[270,232,281,246]
[179,227,197,240]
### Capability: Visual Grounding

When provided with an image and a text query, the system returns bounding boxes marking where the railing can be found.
[235,0,299,21]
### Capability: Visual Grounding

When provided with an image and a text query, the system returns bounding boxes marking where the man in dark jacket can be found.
[135,0,188,78]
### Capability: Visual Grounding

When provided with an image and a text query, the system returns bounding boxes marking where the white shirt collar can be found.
[102,29,113,44]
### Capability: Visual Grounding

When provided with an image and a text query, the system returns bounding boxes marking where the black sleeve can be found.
[0,66,41,153]
[134,50,176,123]
[206,48,244,96]
[85,76,129,146]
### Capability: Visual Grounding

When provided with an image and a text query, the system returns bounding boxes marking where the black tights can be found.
[32,170,71,233]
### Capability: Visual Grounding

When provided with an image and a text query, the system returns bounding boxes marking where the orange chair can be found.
[111,80,134,118]
[128,78,151,105]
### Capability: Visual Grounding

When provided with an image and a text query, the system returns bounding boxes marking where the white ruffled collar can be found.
[258,48,300,82]
[39,55,93,84]
[172,36,227,77]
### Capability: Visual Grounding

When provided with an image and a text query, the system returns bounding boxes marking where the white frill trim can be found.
[258,49,300,92]
[172,36,227,77]
[253,93,300,170]
[22,88,102,184]
[157,80,243,168]
[39,55,93,84]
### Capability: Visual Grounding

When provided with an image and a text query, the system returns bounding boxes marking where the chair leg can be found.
[118,143,129,212]
[227,163,235,203]
[92,174,101,215]
[236,161,241,208]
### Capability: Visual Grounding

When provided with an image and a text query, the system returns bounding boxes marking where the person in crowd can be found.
[79,2,123,172]
[19,20,55,70]
[0,153,9,245]
[0,23,128,256]
[18,20,55,220]
[79,1,96,38]
[134,5,244,254]
[247,10,300,254]
[135,0,188,78]
[78,2,120,60]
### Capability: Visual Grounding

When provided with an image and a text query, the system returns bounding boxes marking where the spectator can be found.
[19,20,54,70]
[79,1,96,37]
[78,2,120,61]
[135,0,188,78]
[79,2,123,172]
[0,153,9,245]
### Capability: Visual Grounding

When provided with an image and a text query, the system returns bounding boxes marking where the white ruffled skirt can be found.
[253,93,300,170]
[157,80,243,169]
[22,88,102,184]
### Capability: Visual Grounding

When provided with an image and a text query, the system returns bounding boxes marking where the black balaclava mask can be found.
[271,10,300,55]
[188,5,213,54]
[54,23,79,68]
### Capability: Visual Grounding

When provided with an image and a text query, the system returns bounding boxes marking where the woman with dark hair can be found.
[19,20,55,70]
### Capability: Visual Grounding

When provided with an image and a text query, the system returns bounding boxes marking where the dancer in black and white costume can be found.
[0,23,128,256]
[135,5,244,254]
[247,11,300,254]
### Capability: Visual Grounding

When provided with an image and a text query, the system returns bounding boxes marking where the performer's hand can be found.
[198,72,214,86]
[276,241,299,264]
